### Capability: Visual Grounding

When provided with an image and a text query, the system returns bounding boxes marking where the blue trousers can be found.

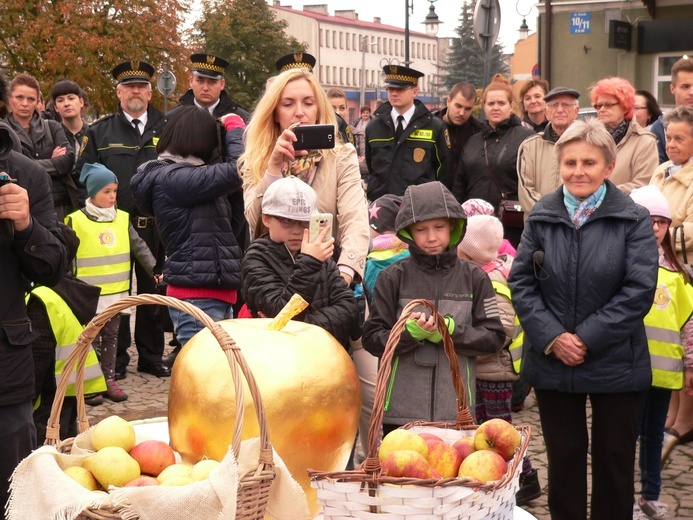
[637,387,672,500]
[169,298,234,347]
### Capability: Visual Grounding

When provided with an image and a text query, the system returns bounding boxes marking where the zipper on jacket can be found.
[384,356,399,412]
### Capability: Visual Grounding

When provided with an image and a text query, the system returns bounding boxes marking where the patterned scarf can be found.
[280,150,322,184]
[609,119,630,146]
[563,183,607,229]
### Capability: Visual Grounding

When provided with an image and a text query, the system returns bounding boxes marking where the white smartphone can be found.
[308,213,333,242]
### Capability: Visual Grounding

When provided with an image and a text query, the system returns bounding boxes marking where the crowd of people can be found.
[1,48,693,520]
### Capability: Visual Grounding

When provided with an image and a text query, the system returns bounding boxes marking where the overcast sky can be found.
[269,1,539,52]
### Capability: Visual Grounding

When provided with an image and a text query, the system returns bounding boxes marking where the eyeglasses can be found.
[272,216,309,229]
[652,218,671,229]
[592,102,619,111]
[547,101,577,110]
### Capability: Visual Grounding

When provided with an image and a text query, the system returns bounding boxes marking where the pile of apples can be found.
[379,418,521,484]
[62,415,220,491]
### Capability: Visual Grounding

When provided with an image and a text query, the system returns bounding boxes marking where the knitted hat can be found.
[262,176,317,221]
[80,163,118,198]
[458,215,504,265]
[369,194,402,233]
[630,185,671,220]
[461,198,495,218]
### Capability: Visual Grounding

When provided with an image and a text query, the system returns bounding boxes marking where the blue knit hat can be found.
[80,163,118,198]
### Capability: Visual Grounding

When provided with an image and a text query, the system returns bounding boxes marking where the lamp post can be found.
[404,0,440,67]
[516,0,531,40]
[359,35,377,107]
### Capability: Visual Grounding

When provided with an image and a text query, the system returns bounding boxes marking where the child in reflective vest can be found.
[630,186,693,520]
[65,163,155,403]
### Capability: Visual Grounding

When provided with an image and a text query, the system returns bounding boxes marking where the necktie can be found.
[132,119,142,138]
[395,115,404,142]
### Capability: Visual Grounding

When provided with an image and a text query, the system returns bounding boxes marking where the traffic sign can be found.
[157,70,177,96]
[473,0,501,53]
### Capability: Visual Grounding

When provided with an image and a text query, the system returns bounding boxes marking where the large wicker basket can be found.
[309,298,531,519]
[43,294,276,520]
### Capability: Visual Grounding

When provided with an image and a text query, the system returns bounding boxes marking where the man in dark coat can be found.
[76,60,169,379]
[365,65,451,201]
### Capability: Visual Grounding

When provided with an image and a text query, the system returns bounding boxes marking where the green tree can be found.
[0,0,189,116]
[194,0,306,110]
[439,0,507,93]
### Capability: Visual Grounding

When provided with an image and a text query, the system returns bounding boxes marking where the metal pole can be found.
[360,36,366,107]
[163,63,168,114]
[404,0,410,67]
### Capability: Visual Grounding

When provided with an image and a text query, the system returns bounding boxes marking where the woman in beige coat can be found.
[239,68,369,283]
[589,77,658,194]
[649,105,693,465]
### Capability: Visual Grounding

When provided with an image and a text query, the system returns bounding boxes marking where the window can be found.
[377,37,381,54]
[319,30,323,48]
[325,66,330,84]
[325,30,330,48]
[339,67,344,84]
[319,65,324,83]
[353,34,357,51]
[346,33,350,50]
[339,32,343,49]
[333,31,337,48]
[654,52,691,107]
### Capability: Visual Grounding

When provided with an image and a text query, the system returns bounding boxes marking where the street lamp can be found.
[516,1,531,40]
[404,0,440,67]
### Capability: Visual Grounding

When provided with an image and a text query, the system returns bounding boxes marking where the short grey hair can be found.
[663,105,693,134]
[554,117,617,166]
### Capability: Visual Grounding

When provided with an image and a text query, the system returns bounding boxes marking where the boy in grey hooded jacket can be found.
[363,181,505,429]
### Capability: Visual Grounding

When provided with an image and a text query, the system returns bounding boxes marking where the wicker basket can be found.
[309,298,531,520]
[43,294,276,520]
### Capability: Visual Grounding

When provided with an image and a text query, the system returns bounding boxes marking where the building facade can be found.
[271,2,443,122]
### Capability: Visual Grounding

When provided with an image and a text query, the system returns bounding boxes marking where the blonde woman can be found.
[239,68,369,284]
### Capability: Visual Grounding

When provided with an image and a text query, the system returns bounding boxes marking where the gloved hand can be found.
[221,113,246,132]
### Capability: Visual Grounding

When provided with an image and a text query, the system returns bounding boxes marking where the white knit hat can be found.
[630,185,671,220]
[458,215,504,265]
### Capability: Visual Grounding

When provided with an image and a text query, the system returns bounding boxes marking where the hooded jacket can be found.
[508,181,658,393]
[362,182,505,424]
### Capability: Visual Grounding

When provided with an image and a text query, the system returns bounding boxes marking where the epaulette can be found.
[89,112,115,127]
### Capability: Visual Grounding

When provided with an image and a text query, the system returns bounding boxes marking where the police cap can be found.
[382,65,424,89]
[190,53,229,79]
[112,60,154,85]
[275,52,316,73]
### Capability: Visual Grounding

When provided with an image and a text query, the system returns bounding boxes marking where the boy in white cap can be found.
[241,176,358,346]
[65,163,156,403]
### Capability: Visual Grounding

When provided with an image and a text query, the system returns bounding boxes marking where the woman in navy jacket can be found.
[509,118,658,520]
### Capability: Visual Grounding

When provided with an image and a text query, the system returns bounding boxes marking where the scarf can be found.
[563,183,607,229]
[609,119,630,146]
[546,125,561,143]
[280,150,321,184]
[85,199,117,222]
[157,151,205,166]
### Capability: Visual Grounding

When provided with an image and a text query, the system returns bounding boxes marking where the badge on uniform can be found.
[413,148,425,163]
[79,135,88,156]
[152,137,160,146]
[444,128,451,149]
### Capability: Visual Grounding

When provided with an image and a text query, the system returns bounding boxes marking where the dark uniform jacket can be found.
[431,107,483,180]
[508,181,658,393]
[365,100,451,201]
[173,89,250,122]
[241,237,358,347]
[76,106,167,215]
[0,151,68,406]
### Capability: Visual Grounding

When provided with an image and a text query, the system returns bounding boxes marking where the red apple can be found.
[379,429,428,462]
[381,450,434,479]
[129,440,176,477]
[473,419,521,461]
[452,437,476,462]
[418,432,444,443]
[124,475,160,487]
[457,450,507,483]
[426,441,463,478]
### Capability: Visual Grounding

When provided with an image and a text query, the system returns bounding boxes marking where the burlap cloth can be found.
[8,427,310,520]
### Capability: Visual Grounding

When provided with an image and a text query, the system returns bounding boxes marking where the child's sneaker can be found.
[84,394,104,406]
[639,498,673,520]
[105,379,128,402]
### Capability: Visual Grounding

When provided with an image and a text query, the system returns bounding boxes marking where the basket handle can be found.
[365,299,475,465]
[44,294,271,464]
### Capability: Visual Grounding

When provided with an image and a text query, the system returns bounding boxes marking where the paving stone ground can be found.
[85,320,693,519]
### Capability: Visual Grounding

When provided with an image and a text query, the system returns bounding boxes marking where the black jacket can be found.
[431,108,483,169]
[453,114,533,210]
[508,181,658,393]
[0,151,68,406]
[365,100,451,200]
[76,105,167,214]
[241,238,358,346]
[174,90,250,122]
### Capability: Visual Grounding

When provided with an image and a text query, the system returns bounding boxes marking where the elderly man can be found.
[518,86,581,214]
[365,64,450,200]
[77,60,169,379]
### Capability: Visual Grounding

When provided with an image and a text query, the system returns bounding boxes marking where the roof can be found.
[271,5,434,39]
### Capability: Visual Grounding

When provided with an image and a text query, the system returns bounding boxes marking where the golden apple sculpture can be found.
[168,295,362,516]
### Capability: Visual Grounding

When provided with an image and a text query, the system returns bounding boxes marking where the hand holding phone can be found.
[308,213,334,243]
[301,222,334,262]
[293,124,336,150]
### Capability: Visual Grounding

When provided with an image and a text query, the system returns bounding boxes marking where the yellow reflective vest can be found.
[66,209,131,295]
[27,286,106,399]
[492,280,524,374]
[644,266,693,390]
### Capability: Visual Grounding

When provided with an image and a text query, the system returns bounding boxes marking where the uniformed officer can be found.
[172,53,249,122]
[275,52,354,145]
[365,65,451,201]
[76,60,169,379]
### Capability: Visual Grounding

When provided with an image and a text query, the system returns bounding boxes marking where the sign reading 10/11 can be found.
[570,12,591,34]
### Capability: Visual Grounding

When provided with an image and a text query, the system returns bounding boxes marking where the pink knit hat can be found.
[461,198,495,218]
[459,214,504,265]
[630,185,671,220]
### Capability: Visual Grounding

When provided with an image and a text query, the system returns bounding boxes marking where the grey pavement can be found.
[85,334,693,519]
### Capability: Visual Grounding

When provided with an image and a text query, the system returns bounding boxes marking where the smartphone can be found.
[293,124,336,150]
[0,173,16,187]
[309,213,333,243]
